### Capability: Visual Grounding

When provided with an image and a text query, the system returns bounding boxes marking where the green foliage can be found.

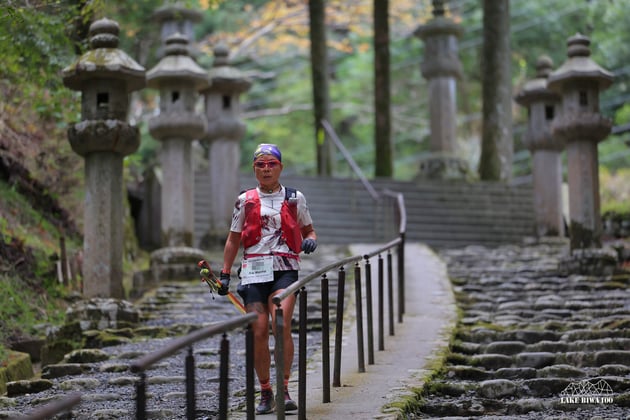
[4,0,630,185]
[242,53,318,174]
[614,104,630,125]
[196,0,267,47]
[599,136,630,173]
[0,273,66,339]
[0,2,87,221]
[0,2,84,121]
[0,181,79,254]
[600,166,630,214]
[0,178,76,360]
[1,2,75,81]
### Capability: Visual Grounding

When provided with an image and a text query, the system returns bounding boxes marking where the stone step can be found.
[417,242,630,419]
[193,172,535,247]
[2,247,341,419]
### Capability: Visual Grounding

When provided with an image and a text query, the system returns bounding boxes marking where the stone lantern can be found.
[414,0,468,180]
[151,2,202,57]
[515,56,564,237]
[548,34,614,250]
[201,44,252,245]
[146,33,208,248]
[62,18,145,299]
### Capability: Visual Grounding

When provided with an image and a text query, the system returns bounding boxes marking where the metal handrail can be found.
[272,240,405,420]
[131,313,258,420]
[382,188,407,235]
[17,392,81,420]
[321,119,380,201]
[130,313,256,372]
[321,119,407,242]
[268,180,406,420]
[272,254,363,302]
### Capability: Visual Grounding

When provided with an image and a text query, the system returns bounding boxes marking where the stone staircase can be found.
[1,247,341,419]
[194,171,535,248]
[416,241,630,418]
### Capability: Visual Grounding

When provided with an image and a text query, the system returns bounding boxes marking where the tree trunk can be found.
[478,0,513,181]
[308,0,333,176]
[374,0,393,177]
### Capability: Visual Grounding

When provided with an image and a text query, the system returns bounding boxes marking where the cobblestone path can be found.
[4,241,629,419]
[416,240,630,419]
[0,245,346,419]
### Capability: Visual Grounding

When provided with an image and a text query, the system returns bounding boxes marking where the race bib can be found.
[240,255,274,285]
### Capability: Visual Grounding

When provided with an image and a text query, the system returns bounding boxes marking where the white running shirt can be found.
[230,186,313,271]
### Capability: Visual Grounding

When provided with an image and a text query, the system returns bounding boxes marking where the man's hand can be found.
[218,271,231,295]
[301,238,317,254]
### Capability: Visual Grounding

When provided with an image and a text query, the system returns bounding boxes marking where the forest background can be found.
[1,0,629,362]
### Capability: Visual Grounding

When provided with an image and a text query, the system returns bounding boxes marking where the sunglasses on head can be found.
[254,160,281,169]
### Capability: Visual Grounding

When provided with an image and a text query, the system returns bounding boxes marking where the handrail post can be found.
[354,262,365,373]
[129,313,258,420]
[219,334,229,420]
[378,254,385,351]
[321,274,331,403]
[298,287,308,419]
[275,305,286,419]
[245,324,255,420]
[364,256,374,365]
[387,251,395,336]
[136,372,147,420]
[333,266,346,387]
[185,346,196,420]
[398,232,405,321]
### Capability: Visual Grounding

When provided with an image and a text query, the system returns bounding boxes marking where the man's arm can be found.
[301,224,316,241]
[222,231,242,273]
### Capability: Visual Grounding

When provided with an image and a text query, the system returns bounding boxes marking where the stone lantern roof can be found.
[203,44,252,94]
[146,33,209,90]
[414,0,463,39]
[548,33,614,92]
[515,56,559,106]
[62,18,145,92]
[413,0,463,80]
[151,2,203,24]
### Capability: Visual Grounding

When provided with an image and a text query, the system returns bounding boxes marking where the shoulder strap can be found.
[284,187,297,201]
[245,188,258,202]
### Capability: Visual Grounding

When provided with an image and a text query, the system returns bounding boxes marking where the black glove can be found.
[301,238,317,254]
[218,271,231,295]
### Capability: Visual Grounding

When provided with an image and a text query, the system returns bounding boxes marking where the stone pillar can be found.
[515,56,564,237]
[147,34,208,248]
[201,45,252,245]
[151,3,202,57]
[62,18,145,298]
[548,34,614,250]
[414,0,467,180]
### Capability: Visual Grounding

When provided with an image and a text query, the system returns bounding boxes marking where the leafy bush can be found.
[0,179,77,362]
[600,167,630,215]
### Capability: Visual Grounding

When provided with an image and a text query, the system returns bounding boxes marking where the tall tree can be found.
[373,0,392,177]
[308,0,333,176]
[478,0,513,181]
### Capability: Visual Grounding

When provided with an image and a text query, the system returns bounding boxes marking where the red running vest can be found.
[241,188,302,254]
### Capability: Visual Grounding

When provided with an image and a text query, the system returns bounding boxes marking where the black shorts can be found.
[237,270,298,305]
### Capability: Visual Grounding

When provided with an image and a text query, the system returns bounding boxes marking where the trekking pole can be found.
[198,260,246,314]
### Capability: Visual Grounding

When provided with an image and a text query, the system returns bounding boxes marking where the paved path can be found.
[301,242,458,419]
